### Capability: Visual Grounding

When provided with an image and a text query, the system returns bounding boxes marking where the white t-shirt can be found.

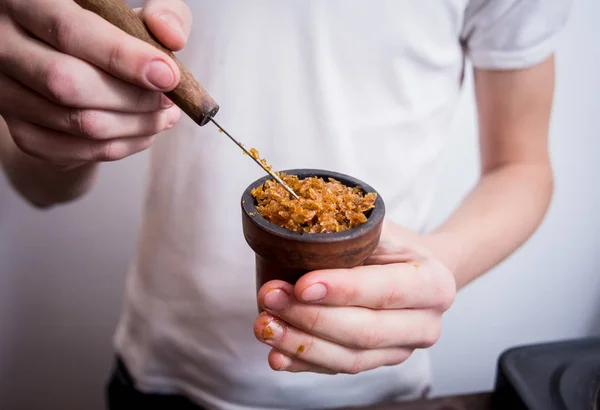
[115,1,570,409]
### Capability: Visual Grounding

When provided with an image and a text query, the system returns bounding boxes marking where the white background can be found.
[1,0,598,408]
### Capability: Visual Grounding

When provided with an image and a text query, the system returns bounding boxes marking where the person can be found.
[0,0,572,409]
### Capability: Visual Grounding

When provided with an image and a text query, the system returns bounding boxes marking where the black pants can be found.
[106,357,206,410]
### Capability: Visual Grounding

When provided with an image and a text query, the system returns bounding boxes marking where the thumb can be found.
[138,0,193,51]
[364,220,428,265]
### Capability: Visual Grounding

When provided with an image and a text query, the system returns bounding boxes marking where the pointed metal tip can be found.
[273,174,300,200]
[208,117,300,199]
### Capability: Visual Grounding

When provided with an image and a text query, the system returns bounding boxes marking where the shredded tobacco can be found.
[246,147,273,172]
[262,326,275,340]
[251,173,377,233]
[249,147,260,160]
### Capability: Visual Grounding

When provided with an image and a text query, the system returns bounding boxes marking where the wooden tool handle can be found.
[74,0,219,126]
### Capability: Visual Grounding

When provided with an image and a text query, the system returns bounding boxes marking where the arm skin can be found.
[0,0,192,208]
[1,48,556,280]
[254,57,557,376]
[426,56,556,289]
[0,116,100,208]
[2,54,556,278]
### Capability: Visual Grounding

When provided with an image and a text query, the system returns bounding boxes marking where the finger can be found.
[0,16,171,113]
[293,262,456,310]
[141,0,193,51]
[5,0,180,91]
[4,117,155,165]
[0,73,180,139]
[267,349,337,374]
[364,220,433,265]
[258,288,442,349]
[55,105,180,140]
[255,313,412,374]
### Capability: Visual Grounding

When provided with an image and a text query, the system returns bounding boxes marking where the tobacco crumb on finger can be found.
[262,326,275,340]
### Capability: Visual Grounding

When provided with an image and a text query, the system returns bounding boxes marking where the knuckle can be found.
[345,352,367,375]
[150,110,169,133]
[49,13,75,52]
[44,61,79,105]
[355,321,385,349]
[96,136,152,162]
[438,289,456,312]
[138,136,154,150]
[69,109,103,139]
[375,286,403,309]
[342,286,361,306]
[386,349,412,367]
[107,38,126,74]
[93,140,123,162]
[304,309,322,333]
[419,319,441,348]
[434,269,456,311]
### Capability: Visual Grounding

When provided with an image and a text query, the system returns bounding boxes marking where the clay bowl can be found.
[241,169,385,294]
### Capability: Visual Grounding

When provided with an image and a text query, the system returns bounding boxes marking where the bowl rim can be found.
[241,169,385,244]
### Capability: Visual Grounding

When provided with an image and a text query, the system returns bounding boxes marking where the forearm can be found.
[0,117,99,208]
[426,161,553,289]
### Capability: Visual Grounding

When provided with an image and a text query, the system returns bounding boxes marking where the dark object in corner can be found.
[493,337,600,410]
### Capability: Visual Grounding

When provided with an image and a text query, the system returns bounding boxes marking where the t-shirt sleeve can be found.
[461,0,573,69]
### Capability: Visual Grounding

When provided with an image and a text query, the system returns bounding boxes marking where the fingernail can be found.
[161,94,174,108]
[277,355,292,371]
[158,13,186,39]
[264,288,289,311]
[262,319,284,342]
[301,283,328,302]
[145,60,176,90]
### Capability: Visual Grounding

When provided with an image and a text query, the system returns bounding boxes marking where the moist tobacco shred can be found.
[251,173,376,233]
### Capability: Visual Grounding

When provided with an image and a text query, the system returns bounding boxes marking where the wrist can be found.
[36,161,100,207]
[1,117,100,207]
[422,230,468,280]
[9,147,99,208]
